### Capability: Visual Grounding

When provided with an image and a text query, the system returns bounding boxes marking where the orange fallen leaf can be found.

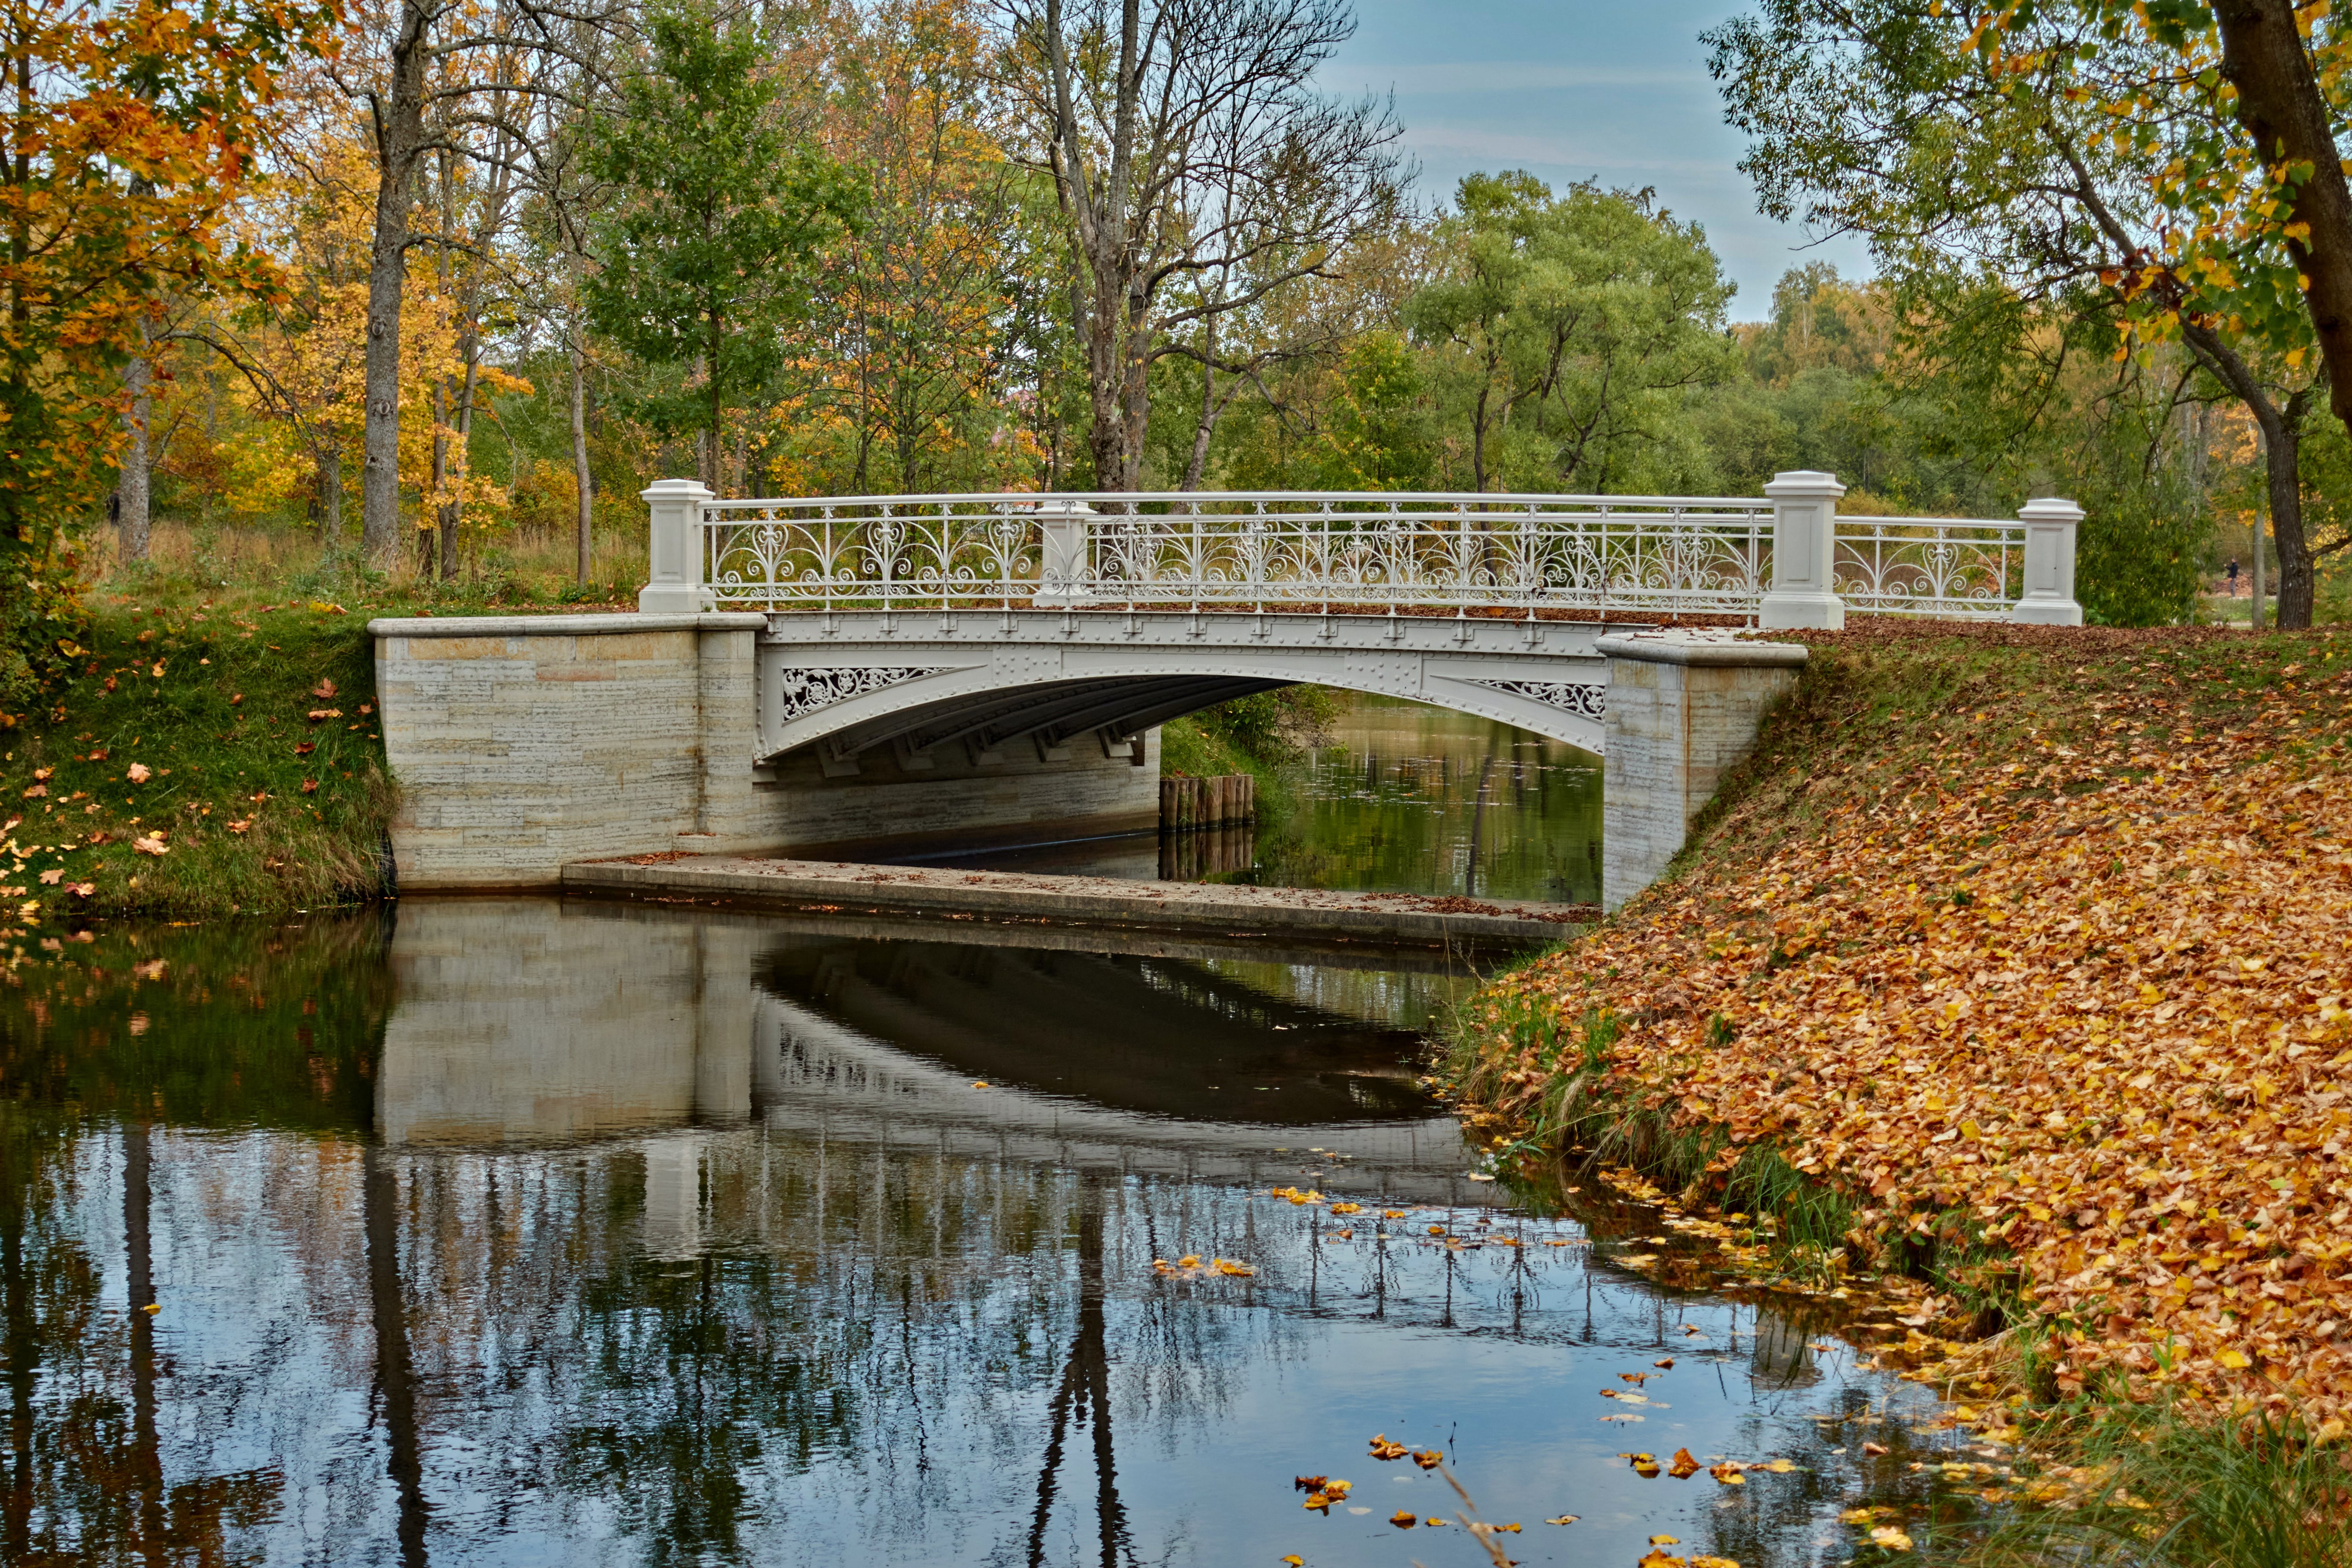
[125,763,150,783]
[132,836,168,857]
[1387,1510,1415,1528]
[1667,1447,1701,1479]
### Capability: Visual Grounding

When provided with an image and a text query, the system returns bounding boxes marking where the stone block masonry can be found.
[372,612,1161,890]
[1597,630,1808,913]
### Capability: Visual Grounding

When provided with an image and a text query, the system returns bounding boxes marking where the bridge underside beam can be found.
[813,674,1289,767]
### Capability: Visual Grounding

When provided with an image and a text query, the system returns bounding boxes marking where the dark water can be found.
[0,900,1980,1566]
[887,695,1606,905]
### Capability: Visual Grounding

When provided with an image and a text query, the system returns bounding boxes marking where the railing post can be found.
[639,478,717,613]
[2010,497,2085,625]
[1032,498,1097,607]
[1758,470,1846,629]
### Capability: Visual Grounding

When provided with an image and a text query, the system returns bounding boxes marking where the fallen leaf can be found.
[311,678,336,698]
[36,869,62,885]
[1411,1450,1442,1469]
[1869,1525,1915,1552]
[1543,1515,1579,1525]
[1667,1447,1701,1479]
[125,763,150,783]
[1388,1511,1415,1528]
[301,779,318,794]
[132,836,167,857]
[1653,1358,1675,1369]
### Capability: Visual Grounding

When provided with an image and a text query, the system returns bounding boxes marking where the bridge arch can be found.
[752,609,1609,771]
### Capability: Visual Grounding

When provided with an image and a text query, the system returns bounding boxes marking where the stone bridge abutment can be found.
[369,608,1800,910]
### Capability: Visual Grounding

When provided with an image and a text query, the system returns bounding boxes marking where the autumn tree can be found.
[333,0,622,570]
[582,0,862,494]
[0,0,333,704]
[1709,0,2347,624]
[789,0,1041,494]
[1002,0,1404,490]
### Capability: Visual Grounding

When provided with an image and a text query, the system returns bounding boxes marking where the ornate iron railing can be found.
[695,490,1773,614]
[1833,515,2026,619]
[641,478,2082,625]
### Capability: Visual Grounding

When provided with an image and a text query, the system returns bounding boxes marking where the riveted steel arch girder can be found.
[752,609,1611,766]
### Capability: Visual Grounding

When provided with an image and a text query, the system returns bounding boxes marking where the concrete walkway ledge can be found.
[1594,627,1811,668]
[367,611,769,637]
[562,854,1592,949]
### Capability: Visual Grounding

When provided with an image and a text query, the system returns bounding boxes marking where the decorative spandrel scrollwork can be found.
[1464,679,1607,720]
[772,667,947,722]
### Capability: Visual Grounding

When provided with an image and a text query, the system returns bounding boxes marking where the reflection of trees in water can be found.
[0,1086,1724,1564]
[0,1112,286,1564]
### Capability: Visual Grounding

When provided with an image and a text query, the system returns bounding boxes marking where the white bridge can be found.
[363,471,2089,910]
[637,470,2083,773]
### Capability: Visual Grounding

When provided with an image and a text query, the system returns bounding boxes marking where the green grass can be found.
[1964,1403,2352,1568]
[1,596,395,922]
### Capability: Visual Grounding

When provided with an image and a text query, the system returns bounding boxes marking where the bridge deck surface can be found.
[563,853,1591,948]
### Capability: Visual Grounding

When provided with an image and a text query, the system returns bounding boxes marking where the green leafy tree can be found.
[1708,0,2339,623]
[1404,174,1734,493]
[582,1,863,493]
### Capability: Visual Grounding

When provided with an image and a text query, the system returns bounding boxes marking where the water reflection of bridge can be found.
[381,897,1491,1207]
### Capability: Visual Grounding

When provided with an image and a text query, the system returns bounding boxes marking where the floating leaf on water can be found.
[1388,1510,1416,1528]
[1869,1525,1916,1552]
[1410,1449,1443,1469]
[1667,1448,1701,1479]
[1543,1514,1580,1525]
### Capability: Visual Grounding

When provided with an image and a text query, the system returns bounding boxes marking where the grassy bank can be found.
[0,552,646,929]
[1445,621,2352,1558]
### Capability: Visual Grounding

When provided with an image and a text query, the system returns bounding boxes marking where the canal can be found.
[0,889,1996,1565]
[884,694,1606,905]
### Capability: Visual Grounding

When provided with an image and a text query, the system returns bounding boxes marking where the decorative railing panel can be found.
[659,481,2079,625]
[699,491,1771,614]
[1832,516,2027,619]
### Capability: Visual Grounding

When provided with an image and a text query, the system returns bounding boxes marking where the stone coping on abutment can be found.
[367,611,769,638]
[561,854,1592,947]
[1594,627,1811,667]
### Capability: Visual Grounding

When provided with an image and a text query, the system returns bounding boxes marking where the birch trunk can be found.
[361,0,431,569]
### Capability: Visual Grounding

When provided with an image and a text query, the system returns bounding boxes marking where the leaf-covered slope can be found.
[1454,623,2352,1428]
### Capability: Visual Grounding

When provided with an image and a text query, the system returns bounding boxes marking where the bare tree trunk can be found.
[699,339,721,492]
[319,447,343,543]
[2187,318,2311,627]
[2212,0,2352,447]
[439,348,479,582]
[117,343,151,562]
[429,375,450,578]
[571,324,592,584]
[362,0,432,569]
[1181,359,1217,491]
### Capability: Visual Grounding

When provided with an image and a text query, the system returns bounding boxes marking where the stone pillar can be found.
[1599,629,1808,912]
[1031,499,1097,606]
[639,477,716,613]
[2010,497,2085,625]
[1758,470,1846,630]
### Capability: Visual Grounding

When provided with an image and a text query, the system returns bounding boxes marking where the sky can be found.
[1318,0,1874,321]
